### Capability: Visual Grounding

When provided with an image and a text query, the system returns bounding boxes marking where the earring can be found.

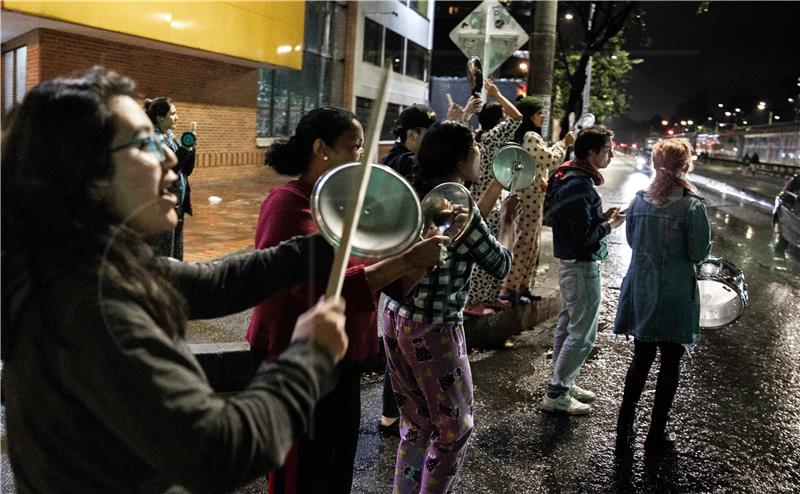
[323,156,329,161]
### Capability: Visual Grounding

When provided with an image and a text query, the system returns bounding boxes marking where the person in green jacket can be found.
[613,139,711,454]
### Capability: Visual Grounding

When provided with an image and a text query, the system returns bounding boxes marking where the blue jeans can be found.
[548,260,601,397]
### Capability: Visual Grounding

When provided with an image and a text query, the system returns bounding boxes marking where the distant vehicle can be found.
[773,174,800,250]
[634,149,652,175]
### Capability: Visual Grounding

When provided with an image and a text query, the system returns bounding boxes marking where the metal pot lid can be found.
[311,162,422,260]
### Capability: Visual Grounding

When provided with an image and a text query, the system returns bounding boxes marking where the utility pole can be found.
[528,0,558,140]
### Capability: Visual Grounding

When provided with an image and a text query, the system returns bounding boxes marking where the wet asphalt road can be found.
[349,156,800,493]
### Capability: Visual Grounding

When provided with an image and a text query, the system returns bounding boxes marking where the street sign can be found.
[449,0,529,76]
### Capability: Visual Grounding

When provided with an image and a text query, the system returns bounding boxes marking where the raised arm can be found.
[485,79,522,121]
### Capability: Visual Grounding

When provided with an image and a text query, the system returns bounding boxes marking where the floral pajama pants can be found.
[381,308,474,494]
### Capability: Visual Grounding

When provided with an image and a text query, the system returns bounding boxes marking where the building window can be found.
[2,45,27,113]
[356,97,404,142]
[406,40,429,81]
[257,2,345,138]
[361,18,430,81]
[384,28,404,73]
[363,18,382,65]
[409,0,429,18]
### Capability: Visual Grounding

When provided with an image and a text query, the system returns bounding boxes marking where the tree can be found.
[552,33,641,128]
[553,1,644,137]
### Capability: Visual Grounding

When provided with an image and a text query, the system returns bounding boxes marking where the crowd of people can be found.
[1,66,709,494]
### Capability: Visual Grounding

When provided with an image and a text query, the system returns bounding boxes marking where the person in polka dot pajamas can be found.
[499,97,574,303]
[466,79,523,313]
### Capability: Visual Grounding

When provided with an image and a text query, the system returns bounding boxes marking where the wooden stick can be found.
[325,65,393,300]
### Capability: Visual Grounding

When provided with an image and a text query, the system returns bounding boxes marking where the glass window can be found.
[257,2,345,138]
[356,97,400,141]
[409,0,429,18]
[384,28,404,72]
[355,96,373,133]
[363,18,382,66]
[406,40,429,81]
[383,103,401,141]
[3,50,14,113]
[14,46,26,104]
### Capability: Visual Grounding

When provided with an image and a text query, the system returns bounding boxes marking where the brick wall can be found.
[15,28,262,168]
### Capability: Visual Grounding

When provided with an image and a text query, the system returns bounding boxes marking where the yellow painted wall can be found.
[3,0,305,69]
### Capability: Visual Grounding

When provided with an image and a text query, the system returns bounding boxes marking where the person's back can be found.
[616,189,709,343]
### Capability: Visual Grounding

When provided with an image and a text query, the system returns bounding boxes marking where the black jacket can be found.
[550,171,611,261]
[1,233,336,493]
[381,142,418,184]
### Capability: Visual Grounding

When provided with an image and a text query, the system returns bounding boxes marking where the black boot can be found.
[644,430,676,453]
[615,413,636,454]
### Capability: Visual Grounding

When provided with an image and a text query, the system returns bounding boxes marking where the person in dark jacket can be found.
[542,125,626,415]
[144,96,195,260]
[1,66,349,494]
[381,104,437,183]
[613,139,710,454]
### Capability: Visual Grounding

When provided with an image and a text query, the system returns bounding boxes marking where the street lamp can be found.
[564,13,574,20]
[661,120,668,126]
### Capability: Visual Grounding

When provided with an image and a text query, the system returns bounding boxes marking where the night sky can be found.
[623,1,798,122]
[433,1,799,125]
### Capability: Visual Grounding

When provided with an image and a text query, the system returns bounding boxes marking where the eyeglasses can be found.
[109,133,167,162]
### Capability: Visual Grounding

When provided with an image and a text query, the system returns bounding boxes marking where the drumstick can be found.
[446,93,454,106]
[325,65,393,300]
[190,121,197,132]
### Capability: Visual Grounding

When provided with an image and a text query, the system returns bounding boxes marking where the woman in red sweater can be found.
[247,107,445,494]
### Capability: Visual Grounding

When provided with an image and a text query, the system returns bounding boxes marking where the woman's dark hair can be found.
[513,96,543,144]
[476,102,503,142]
[1,66,185,342]
[266,107,358,176]
[573,125,614,160]
[143,96,172,129]
[416,121,474,192]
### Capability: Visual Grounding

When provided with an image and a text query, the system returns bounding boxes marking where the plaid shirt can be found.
[386,213,512,324]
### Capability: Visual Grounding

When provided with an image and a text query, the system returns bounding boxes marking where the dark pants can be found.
[268,363,362,494]
[617,340,685,440]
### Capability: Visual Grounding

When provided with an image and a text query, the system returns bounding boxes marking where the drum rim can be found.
[311,162,423,260]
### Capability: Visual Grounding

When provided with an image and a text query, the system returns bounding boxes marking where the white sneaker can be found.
[570,384,596,403]
[541,394,593,415]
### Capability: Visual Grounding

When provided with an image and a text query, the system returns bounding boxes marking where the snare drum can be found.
[696,256,748,329]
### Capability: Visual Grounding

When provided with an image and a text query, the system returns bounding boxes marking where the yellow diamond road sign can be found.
[449,0,529,75]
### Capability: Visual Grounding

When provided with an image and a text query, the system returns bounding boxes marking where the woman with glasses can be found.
[144,96,194,260]
[1,67,350,493]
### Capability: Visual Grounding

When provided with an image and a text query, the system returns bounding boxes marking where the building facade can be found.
[2,1,434,173]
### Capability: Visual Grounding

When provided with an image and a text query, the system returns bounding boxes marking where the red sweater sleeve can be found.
[246,182,376,361]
